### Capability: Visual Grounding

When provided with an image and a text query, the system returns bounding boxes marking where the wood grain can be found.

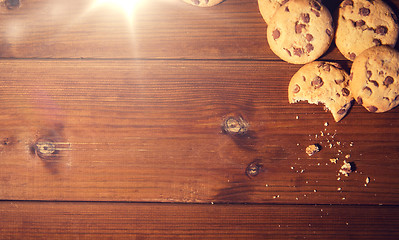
[2,0,399,238]
[1,59,399,204]
[0,0,366,60]
[1,201,399,239]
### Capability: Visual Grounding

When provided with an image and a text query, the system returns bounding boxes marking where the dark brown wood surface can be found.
[1,0,399,238]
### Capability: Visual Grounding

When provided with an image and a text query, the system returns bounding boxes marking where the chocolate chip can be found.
[357,97,363,104]
[373,39,382,46]
[282,0,289,4]
[204,0,209,3]
[306,44,314,53]
[359,7,370,16]
[191,0,200,5]
[285,6,289,12]
[337,108,347,115]
[366,70,372,79]
[349,52,356,60]
[383,76,394,87]
[391,13,398,24]
[306,34,313,42]
[295,22,306,34]
[363,86,372,97]
[395,95,399,101]
[293,84,301,93]
[311,0,321,11]
[293,47,303,57]
[311,76,324,89]
[342,0,353,7]
[331,63,343,69]
[301,13,310,23]
[369,80,379,87]
[326,29,332,37]
[323,64,330,72]
[311,9,320,17]
[367,106,378,112]
[355,20,365,27]
[273,29,280,40]
[376,26,388,35]
[303,76,306,82]
[335,78,344,84]
[284,48,292,56]
[342,88,350,96]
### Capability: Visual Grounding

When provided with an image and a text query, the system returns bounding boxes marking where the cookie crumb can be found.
[339,161,353,176]
[365,177,370,186]
[345,154,351,159]
[324,122,329,127]
[296,116,299,119]
[330,158,338,164]
[306,144,321,156]
[337,187,342,191]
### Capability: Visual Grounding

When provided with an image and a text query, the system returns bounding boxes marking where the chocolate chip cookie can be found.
[335,0,399,61]
[182,0,224,7]
[267,0,334,64]
[289,61,354,122]
[258,0,289,25]
[350,46,399,113]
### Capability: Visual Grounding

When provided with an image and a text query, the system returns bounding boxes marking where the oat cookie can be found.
[289,61,354,122]
[335,0,399,61]
[258,0,289,25]
[350,46,399,112]
[182,0,224,7]
[267,0,334,64]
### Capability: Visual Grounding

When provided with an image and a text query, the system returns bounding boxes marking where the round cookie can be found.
[350,46,399,113]
[267,0,334,64]
[288,61,353,122]
[335,0,399,61]
[182,0,224,7]
[258,0,289,25]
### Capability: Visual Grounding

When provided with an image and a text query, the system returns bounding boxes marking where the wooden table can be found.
[1,0,399,238]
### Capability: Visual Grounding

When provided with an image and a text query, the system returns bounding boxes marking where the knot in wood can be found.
[223,116,249,136]
[245,160,263,178]
[4,0,20,9]
[35,139,56,159]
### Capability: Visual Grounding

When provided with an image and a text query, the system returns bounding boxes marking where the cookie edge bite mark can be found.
[288,61,353,122]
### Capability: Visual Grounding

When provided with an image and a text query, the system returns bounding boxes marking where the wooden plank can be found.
[0,201,398,239]
[1,59,399,204]
[0,0,378,60]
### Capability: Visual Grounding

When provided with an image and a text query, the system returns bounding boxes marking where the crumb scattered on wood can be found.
[330,158,338,164]
[306,144,321,156]
[339,161,353,177]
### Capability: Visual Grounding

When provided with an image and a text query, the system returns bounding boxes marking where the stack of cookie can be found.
[260,0,399,121]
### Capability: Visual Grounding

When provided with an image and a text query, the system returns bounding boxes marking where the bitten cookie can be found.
[258,0,289,25]
[335,0,399,61]
[182,0,224,7]
[288,61,354,122]
[350,46,399,112]
[267,0,334,64]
